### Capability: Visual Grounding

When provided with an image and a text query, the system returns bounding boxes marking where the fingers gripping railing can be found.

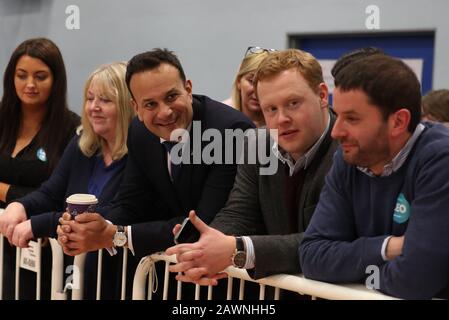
[1,227,400,301]
[1,209,43,300]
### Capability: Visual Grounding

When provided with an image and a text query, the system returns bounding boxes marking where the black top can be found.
[210,111,338,279]
[0,111,80,208]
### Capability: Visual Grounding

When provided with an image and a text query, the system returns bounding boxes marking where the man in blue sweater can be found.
[299,54,449,299]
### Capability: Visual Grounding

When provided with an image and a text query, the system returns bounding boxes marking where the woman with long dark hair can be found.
[0,38,80,299]
[0,37,80,206]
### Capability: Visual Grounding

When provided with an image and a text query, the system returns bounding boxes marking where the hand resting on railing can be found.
[0,202,28,244]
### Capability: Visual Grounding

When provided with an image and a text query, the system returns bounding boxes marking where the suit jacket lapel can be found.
[167,97,202,213]
[152,140,184,214]
[269,163,290,233]
[297,109,336,230]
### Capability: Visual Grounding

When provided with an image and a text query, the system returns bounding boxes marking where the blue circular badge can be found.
[36,147,47,162]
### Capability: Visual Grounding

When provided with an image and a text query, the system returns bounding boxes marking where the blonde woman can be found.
[224,46,275,127]
[0,62,135,299]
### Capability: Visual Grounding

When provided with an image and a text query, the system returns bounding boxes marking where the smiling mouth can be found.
[159,120,177,127]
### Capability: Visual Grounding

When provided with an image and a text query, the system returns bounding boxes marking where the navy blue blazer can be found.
[107,94,255,257]
[18,136,127,238]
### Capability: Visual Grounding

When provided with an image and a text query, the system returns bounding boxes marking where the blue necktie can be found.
[162,141,182,182]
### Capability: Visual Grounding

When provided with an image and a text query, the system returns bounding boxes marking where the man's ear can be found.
[132,99,143,121]
[389,108,411,137]
[318,82,329,108]
[184,80,193,95]
[131,99,138,113]
[184,80,193,106]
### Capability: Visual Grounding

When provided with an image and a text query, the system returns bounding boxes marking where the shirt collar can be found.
[273,115,331,176]
[357,123,425,177]
[160,123,192,145]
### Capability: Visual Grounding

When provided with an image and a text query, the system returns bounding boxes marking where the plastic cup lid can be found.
[66,193,98,205]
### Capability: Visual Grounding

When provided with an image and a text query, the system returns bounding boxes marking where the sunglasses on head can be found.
[244,46,277,57]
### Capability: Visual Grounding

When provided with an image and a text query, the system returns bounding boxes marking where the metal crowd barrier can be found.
[0,207,128,300]
[0,237,129,300]
[132,252,398,300]
[0,207,397,301]
[48,239,129,300]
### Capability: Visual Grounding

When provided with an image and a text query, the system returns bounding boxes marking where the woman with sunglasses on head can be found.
[0,38,80,299]
[223,47,275,127]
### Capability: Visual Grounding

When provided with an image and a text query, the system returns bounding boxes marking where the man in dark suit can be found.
[166,49,338,285]
[57,48,254,258]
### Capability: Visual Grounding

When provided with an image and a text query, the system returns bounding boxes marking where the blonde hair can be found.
[78,62,135,160]
[254,49,324,96]
[231,52,270,111]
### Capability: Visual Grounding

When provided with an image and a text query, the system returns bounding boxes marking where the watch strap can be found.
[232,237,247,268]
[113,225,127,247]
[235,236,244,251]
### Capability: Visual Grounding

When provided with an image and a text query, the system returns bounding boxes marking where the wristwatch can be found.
[113,225,127,247]
[231,237,247,268]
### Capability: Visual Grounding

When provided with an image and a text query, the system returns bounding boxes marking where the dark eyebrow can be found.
[140,87,181,105]
[341,110,359,115]
[16,68,50,74]
[141,98,155,105]
[337,110,360,117]
[166,88,180,95]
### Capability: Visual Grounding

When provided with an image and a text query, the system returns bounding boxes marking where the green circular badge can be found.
[393,193,410,224]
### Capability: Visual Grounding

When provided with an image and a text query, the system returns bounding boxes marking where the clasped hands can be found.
[165,210,236,286]
[57,212,114,256]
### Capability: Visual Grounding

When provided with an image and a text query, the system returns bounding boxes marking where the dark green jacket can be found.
[212,110,338,279]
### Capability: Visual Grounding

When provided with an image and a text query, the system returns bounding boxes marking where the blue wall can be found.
[298,33,434,94]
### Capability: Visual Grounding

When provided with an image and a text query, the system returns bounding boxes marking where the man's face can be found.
[332,88,392,174]
[258,68,329,160]
[130,63,193,141]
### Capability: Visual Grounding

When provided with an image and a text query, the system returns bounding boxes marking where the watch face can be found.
[113,233,127,247]
[232,251,246,268]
